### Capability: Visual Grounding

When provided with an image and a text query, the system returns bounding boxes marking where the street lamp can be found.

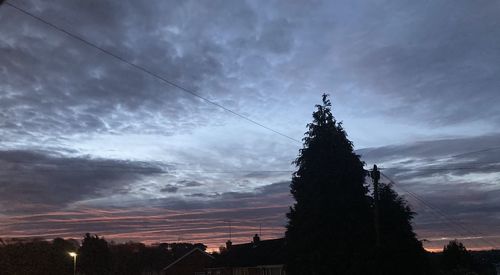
[68,252,77,275]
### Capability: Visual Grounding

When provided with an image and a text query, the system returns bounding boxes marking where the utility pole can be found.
[371,164,381,248]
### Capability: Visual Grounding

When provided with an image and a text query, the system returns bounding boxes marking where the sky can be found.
[1,0,500,251]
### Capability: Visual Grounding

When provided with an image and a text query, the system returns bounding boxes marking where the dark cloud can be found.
[373,3,499,125]
[0,149,165,213]
[0,181,292,249]
[160,185,178,193]
[177,180,203,187]
[141,181,292,212]
[0,0,253,144]
[186,193,220,199]
[2,0,500,139]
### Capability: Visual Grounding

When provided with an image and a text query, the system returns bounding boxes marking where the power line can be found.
[369,168,492,249]
[381,165,500,172]
[392,185,486,249]
[452,146,500,158]
[401,193,489,250]
[366,169,488,249]
[384,173,497,248]
[381,172,499,249]
[3,1,301,144]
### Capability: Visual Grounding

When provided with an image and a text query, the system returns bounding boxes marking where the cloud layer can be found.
[0,150,292,249]
[1,0,500,250]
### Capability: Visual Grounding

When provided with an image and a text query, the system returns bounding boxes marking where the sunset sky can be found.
[1,0,499,251]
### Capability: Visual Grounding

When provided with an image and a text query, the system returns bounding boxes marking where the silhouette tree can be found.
[285,94,374,274]
[79,233,111,275]
[0,238,77,274]
[0,236,210,274]
[110,242,149,275]
[441,240,474,274]
[375,183,429,274]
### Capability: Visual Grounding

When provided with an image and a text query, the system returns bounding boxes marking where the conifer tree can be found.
[375,183,429,274]
[285,94,374,274]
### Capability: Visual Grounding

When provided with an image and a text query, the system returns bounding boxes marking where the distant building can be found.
[161,247,215,275]
[207,234,287,275]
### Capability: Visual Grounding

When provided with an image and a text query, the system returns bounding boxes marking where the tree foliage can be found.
[285,95,433,274]
[285,94,374,274]
[0,238,77,275]
[375,183,429,274]
[0,235,210,275]
[441,240,475,274]
[79,233,111,275]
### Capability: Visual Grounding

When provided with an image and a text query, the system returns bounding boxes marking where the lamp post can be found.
[68,252,77,275]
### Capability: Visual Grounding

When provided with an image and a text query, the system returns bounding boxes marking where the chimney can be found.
[253,234,260,244]
[226,240,232,250]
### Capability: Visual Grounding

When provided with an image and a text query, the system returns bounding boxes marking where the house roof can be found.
[162,247,214,271]
[213,238,286,268]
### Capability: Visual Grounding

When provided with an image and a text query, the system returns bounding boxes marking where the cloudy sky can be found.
[1,0,499,251]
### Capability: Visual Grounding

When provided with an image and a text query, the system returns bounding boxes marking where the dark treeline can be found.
[0,235,498,274]
[0,237,77,274]
[0,233,207,275]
